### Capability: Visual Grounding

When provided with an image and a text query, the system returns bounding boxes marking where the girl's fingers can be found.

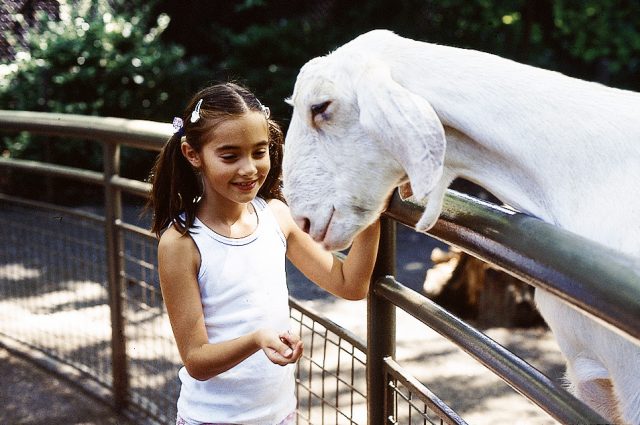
[280,331,304,361]
[269,349,290,364]
[262,330,304,365]
[271,339,294,360]
[290,340,304,361]
[279,330,301,346]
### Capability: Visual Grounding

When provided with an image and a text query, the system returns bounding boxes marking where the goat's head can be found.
[283,47,446,250]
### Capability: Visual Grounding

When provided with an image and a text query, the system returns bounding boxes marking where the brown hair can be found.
[147,82,284,237]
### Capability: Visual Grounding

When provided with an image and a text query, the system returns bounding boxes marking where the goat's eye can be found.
[310,101,331,119]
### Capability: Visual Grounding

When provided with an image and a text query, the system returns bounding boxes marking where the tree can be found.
[0,0,208,182]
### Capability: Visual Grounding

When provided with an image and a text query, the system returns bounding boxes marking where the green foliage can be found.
[153,0,333,125]
[158,0,638,128]
[1,0,205,119]
[549,0,640,87]
[0,0,207,178]
[215,16,326,124]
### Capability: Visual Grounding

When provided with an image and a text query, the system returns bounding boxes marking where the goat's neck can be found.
[442,126,553,220]
[389,43,640,225]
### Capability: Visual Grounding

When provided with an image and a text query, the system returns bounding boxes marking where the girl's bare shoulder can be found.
[158,225,199,263]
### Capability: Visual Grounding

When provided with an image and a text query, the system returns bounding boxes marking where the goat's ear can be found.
[356,62,446,201]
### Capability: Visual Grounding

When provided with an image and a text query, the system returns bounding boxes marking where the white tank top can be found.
[176,198,296,425]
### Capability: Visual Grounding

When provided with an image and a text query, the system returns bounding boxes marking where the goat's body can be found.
[284,30,640,423]
[355,37,640,423]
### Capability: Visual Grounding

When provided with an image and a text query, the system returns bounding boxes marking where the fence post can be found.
[103,140,129,410]
[367,217,397,425]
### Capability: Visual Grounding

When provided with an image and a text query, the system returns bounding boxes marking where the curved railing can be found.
[1,110,639,424]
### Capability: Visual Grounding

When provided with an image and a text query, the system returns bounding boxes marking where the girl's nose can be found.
[239,158,258,176]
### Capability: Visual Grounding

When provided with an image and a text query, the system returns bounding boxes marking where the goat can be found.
[282,29,640,424]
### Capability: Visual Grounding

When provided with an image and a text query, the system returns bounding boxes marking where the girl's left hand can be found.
[277,330,304,364]
[259,329,304,365]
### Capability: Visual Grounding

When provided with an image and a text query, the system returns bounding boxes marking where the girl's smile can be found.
[232,179,259,192]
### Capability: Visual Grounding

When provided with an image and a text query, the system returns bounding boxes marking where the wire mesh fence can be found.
[0,197,410,425]
[0,200,114,387]
[384,358,467,425]
[290,299,368,425]
[121,225,180,423]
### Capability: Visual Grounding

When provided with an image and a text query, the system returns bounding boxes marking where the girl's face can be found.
[185,111,271,206]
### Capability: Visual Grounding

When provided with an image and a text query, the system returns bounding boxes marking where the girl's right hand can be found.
[256,329,304,365]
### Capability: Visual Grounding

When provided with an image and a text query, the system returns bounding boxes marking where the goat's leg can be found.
[566,341,640,425]
[567,326,640,425]
[569,374,623,424]
[538,290,639,424]
[609,358,640,425]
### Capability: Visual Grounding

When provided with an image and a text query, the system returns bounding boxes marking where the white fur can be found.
[283,30,640,424]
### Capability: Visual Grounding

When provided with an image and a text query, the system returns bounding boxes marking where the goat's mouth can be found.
[301,204,369,251]
[314,206,334,246]
[319,207,365,251]
[305,206,348,251]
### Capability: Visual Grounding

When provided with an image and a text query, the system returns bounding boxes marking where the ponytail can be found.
[147,132,201,238]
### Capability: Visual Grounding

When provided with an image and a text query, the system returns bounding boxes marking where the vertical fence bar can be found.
[367,217,397,424]
[103,140,129,410]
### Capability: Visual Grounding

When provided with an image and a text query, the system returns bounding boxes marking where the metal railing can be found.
[1,110,639,424]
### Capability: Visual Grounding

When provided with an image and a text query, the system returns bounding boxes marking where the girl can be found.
[148,83,380,425]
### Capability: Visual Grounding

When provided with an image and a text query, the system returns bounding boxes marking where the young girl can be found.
[148,83,380,425]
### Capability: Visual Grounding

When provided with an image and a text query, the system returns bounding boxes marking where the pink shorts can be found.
[176,411,296,425]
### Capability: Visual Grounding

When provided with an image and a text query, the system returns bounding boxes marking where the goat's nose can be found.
[296,217,311,234]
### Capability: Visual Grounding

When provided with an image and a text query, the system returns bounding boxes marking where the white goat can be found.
[282,29,640,424]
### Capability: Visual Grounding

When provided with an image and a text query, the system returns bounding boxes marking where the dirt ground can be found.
[0,345,135,425]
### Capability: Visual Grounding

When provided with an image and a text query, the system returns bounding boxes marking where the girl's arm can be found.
[269,199,380,300]
[158,226,302,381]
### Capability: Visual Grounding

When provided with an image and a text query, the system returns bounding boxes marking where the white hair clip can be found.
[261,104,271,119]
[256,99,270,119]
[190,98,203,123]
[172,117,185,136]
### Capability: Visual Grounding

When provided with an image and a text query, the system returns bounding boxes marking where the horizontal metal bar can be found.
[110,175,151,197]
[0,158,152,198]
[384,190,640,343]
[0,110,168,151]
[116,220,154,239]
[375,276,608,425]
[0,157,103,185]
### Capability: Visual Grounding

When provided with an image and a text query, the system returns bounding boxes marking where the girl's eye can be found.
[221,154,237,161]
[254,149,268,158]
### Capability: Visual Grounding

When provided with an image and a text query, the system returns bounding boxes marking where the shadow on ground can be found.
[0,346,135,425]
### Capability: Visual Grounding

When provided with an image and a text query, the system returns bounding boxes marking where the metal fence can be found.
[1,110,639,424]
